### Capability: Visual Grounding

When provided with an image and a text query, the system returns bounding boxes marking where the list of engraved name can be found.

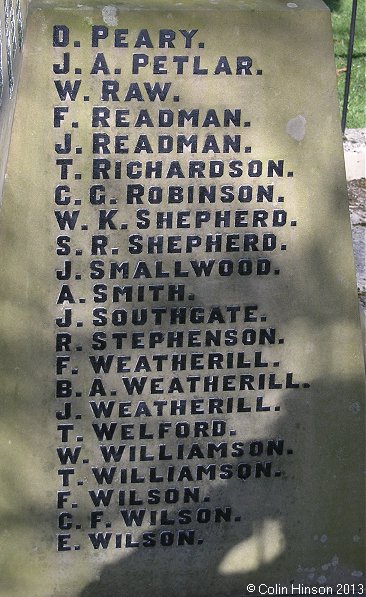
[53,23,309,551]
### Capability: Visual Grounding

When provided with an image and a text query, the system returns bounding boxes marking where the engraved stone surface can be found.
[0,1,364,596]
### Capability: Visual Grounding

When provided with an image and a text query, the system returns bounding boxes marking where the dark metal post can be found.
[341,0,358,133]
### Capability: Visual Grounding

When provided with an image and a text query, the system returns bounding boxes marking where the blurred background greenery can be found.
[324,0,365,128]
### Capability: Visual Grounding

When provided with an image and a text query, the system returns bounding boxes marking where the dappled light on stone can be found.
[218,519,286,574]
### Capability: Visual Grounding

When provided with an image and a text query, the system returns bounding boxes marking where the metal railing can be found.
[341,0,358,133]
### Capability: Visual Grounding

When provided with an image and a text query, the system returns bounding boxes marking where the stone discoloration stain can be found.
[286,115,306,141]
[350,401,361,414]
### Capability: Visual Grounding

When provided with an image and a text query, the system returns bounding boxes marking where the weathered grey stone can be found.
[344,129,366,181]
[0,0,27,202]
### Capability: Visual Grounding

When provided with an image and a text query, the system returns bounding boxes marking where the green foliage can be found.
[324,0,366,128]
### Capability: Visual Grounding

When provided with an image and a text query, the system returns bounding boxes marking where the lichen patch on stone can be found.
[102,5,118,26]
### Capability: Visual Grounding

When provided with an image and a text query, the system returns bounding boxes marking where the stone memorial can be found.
[0,0,364,595]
